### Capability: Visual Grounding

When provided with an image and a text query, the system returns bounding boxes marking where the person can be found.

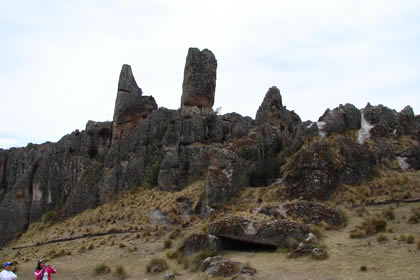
[34,260,56,280]
[0,262,17,280]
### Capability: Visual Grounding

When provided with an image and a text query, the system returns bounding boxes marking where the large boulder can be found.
[318,103,361,136]
[112,64,157,141]
[181,48,217,109]
[256,201,346,227]
[208,216,309,248]
[283,136,374,200]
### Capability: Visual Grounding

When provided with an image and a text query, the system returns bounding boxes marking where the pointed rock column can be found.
[255,86,301,132]
[181,48,217,111]
[112,64,157,141]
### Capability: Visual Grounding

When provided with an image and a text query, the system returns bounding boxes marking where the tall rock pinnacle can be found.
[181,48,217,110]
[112,64,157,141]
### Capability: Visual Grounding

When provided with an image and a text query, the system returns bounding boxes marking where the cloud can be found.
[0,0,419,148]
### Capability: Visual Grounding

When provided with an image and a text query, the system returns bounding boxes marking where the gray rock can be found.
[164,272,175,280]
[283,136,374,200]
[112,65,157,141]
[318,103,361,136]
[208,216,309,247]
[201,256,256,278]
[255,86,301,132]
[179,233,222,257]
[181,48,217,109]
[289,232,319,257]
[257,201,346,227]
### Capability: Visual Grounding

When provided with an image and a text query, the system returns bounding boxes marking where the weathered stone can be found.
[112,65,157,141]
[257,201,346,227]
[164,272,175,280]
[318,103,361,136]
[201,256,256,278]
[202,146,250,210]
[208,216,309,248]
[289,232,319,257]
[181,48,217,109]
[179,233,222,257]
[255,86,301,132]
[283,136,374,200]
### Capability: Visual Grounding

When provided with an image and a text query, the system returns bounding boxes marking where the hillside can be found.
[0,47,419,279]
[1,172,420,279]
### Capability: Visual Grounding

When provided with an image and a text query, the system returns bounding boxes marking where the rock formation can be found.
[181,48,217,111]
[0,47,418,246]
[112,64,157,141]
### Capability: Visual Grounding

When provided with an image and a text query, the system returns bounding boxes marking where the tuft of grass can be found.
[349,216,387,238]
[187,250,217,272]
[113,265,128,280]
[93,263,111,276]
[360,266,367,272]
[382,207,395,220]
[376,234,388,242]
[408,215,418,224]
[406,235,415,244]
[163,239,173,249]
[43,209,59,224]
[146,257,168,273]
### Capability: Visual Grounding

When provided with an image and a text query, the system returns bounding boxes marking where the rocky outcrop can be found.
[112,64,157,141]
[201,256,256,278]
[256,201,346,227]
[0,47,418,247]
[255,86,301,132]
[283,136,375,200]
[318,103,361,136]
[181,48,217,110]
[208,216,309,248]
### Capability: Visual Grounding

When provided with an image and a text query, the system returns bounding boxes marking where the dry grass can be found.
[2,180,420,280]
[332,170,420,207]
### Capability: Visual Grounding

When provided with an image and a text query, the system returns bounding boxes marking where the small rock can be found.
[164,272,175,280]
[312,248,328,260]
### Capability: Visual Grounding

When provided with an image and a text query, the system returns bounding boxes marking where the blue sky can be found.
[1,0,419,149]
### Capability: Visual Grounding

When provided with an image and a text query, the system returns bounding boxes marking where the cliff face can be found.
[0,47,419,245]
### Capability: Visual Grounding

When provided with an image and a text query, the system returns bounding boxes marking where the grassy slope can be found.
[1,172,420,280]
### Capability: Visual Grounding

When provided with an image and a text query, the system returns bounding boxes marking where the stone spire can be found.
[112,65,157,141]
[181,48,217,110]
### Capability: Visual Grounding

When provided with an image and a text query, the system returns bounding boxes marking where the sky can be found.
[1,0,419,149]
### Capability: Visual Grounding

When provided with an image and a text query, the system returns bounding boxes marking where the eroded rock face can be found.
[112,64,157,141]
[208,216,309,248]
[179,233,222,257]
[283,136,374,200]
[181,48,217,109]
[201,256,256,278]
[257,201,346,227]
[318,103,361,136]
[255,86,301,132]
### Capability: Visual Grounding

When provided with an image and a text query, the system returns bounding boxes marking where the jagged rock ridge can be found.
[0,47,419,245]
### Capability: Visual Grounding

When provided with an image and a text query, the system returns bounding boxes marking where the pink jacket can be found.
[34,266,56,280]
